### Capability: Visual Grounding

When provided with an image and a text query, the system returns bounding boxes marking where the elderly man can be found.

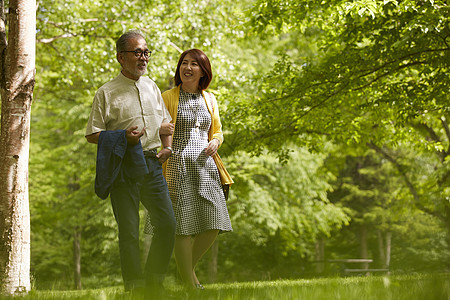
[85,30,175,296]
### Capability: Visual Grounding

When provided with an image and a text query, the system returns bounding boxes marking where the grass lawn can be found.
[3,273,449,299]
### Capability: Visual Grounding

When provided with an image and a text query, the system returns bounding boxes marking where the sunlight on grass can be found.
[204,274,449,300]
[4,273,449,300]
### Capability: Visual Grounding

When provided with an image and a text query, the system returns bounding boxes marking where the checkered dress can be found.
[162,90,232,236]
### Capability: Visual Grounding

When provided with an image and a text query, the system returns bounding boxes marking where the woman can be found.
[146,49,232,289]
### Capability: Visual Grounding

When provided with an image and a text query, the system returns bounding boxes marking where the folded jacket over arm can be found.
[95,130,149,199]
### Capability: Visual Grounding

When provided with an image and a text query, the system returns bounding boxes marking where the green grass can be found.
[3,273,449,300]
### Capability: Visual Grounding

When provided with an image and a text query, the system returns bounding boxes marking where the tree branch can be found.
[357,48,450,80]
[353,60,427,91]
[367,143,418,200]
[36,18,126,44]
[366,142,444,219]
[37,33,75,44]
[168,40,183,53]
[441,116,450,157]
[410,121,446,162]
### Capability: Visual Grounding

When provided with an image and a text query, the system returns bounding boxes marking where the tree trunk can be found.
[314,237,325,274]
[377,230,386,268]
[208,240,218,283]
[446,206,450,269]
[73,227,82,290]
[0,0,35,296]
[385,231,391,269]
[359,226,368,270]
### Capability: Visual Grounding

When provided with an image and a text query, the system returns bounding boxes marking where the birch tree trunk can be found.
[385,232,391,269]
[0,0,35,295]
[377,230,386,268]
[73,227,82,290]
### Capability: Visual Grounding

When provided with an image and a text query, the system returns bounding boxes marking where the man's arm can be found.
[86,132,101,144]
[85,126,144,145]
[156,134,173,164]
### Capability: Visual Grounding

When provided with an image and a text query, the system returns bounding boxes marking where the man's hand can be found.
[156,148,172,164]
[160,122,174,135]
[205,138,220,157]
[126,126,145,145]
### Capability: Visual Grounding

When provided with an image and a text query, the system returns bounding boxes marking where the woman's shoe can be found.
[195,283,205,290]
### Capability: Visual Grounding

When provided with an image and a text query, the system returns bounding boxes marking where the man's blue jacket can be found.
[95,130,149,200]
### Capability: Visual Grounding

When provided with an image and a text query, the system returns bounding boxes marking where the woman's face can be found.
[179,53,204,89]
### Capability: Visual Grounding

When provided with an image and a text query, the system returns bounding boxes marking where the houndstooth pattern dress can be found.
[149,90,232,236]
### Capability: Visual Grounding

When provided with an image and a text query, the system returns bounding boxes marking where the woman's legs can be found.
[191,229,219,285]
[175,229,219,287]
[174,235,195,287]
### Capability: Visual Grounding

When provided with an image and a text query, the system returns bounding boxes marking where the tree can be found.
[236,0,449,151]
[0,0,35,296]
[324,144,449,273]
[213,148,349,280]
[232,0,450,256]
[327,150,401,269]
[23,0,448,285]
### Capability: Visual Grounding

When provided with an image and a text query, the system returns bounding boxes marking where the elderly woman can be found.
[145,49,232,289]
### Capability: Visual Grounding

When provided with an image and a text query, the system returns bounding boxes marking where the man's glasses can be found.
[121,49,152,59]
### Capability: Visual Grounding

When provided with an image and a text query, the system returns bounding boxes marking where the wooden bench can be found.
[328,259,389,275]
[344,268,390,274]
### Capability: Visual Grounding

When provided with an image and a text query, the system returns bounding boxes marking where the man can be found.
[85,30,176,296]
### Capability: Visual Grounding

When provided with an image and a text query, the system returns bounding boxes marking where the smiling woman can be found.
[179,54,204,93]
[174,48,213,93]
[144,48,233,290]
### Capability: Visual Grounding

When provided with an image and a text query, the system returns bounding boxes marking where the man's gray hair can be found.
[116,30,146,53]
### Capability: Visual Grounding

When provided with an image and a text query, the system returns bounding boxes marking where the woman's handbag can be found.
[213,153,232,200]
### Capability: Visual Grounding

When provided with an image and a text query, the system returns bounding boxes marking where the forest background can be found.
[4,0,448,290]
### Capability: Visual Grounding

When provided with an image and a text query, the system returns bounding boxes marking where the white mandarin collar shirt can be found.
[86,72,171,150]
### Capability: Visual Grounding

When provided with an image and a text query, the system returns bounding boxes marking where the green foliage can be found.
[235,0,449,153]
[215,149,349,280]
[23,0,449,287]
[31,0,257,284]
[391,212,450,272]
[325,145,449,270]
[234,0,450,272]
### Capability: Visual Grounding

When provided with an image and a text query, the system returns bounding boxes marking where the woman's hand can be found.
[205,138,220,157]
[160,122,174,135]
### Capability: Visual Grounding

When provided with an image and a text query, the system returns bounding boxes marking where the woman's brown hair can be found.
[174,49,212,91]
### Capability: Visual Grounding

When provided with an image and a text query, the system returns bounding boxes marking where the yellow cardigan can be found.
[162,85,233,186]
